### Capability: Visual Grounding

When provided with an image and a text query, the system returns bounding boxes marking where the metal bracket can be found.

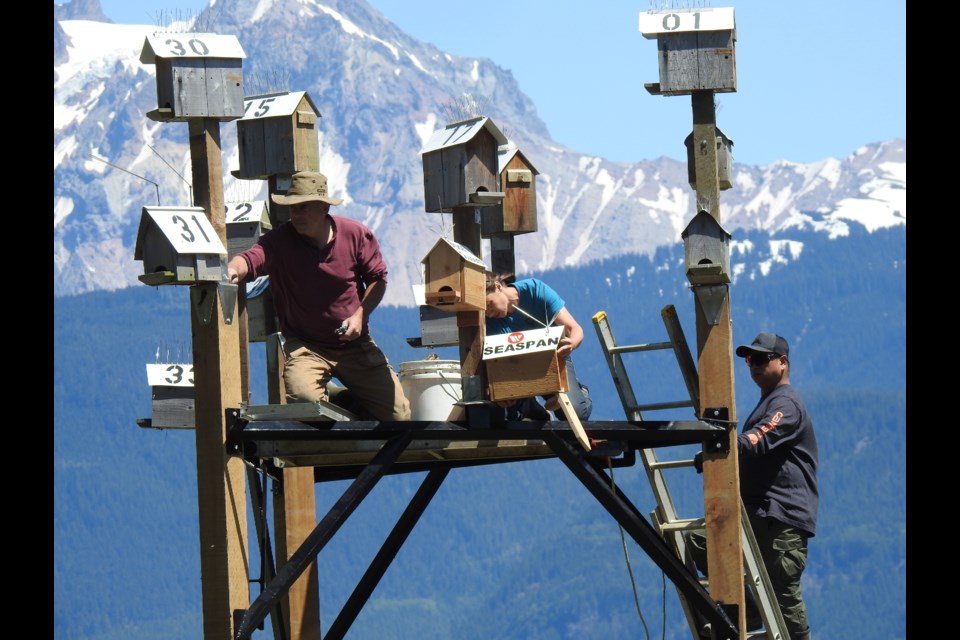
[691,284,728,325]
[218,282,238,325]
[189,282,237,325]
[702,407,733,454]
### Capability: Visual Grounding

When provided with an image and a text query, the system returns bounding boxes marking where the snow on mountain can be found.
[53,0,906,306]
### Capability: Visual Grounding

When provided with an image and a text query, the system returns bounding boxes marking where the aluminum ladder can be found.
[592,305,788,640]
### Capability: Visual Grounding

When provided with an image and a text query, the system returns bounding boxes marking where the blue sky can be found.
[88,0,905,166]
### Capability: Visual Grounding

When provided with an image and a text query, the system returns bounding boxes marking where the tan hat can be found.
[271,171,344,206]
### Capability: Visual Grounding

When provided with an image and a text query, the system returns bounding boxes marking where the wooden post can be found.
[452,206,486,415]
[688,90,745,637]
[265,336,322,640]
[187,118,249,640]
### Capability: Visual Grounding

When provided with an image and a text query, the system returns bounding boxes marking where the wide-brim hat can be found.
[271,171,344,206]
[735,332,789,358]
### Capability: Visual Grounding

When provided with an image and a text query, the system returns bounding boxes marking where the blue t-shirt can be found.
[486,279,565,335]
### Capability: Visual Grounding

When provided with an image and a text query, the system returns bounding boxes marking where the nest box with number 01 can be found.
[233,91,321,180]
[135,206,228,285]
[482,144,539,237]
[681,210,732,285]
[420,116,507,212]
[139,32,246,121]
[421,237,487,312]
[639,7,737,95]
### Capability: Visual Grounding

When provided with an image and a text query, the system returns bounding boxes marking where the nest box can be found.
[135,206,227,285]
[421,237,487,312]
[139,32,246,122]
[481,144,539,237]
[146,363,195,429]
[483,327,568,402]
[244,276,278,343]
[233,91,321,180]
[684,128,734,190]
[681,210,732,285]
[639,7,736,95]
[225,200,271,258]
[420,116,507,212]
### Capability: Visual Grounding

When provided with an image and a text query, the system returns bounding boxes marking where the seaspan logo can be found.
[482,332,561,357]
[507,332,524,344]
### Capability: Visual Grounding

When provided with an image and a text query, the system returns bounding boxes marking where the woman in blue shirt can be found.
[484,272,592,421]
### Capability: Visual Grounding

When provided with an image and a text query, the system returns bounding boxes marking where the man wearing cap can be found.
[733,332,818,640]
[690,332,818,639]
[227,171,410,421]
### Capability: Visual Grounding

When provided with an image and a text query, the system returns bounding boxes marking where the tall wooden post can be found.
[265,335,322,640]
[188,118,250,639]
[689,90,744,636]
[453,206,486,394]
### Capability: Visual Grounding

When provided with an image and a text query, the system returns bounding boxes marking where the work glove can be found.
[693,451,704,474]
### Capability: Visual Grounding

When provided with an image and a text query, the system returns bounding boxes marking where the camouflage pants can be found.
[685,512,811,639]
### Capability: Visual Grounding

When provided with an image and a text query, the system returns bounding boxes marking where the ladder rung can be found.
[658,517,706,534]
[608,341,673,354]
[632,400,695,412]
[649,458,697,471]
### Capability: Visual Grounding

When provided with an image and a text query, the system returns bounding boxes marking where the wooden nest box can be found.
[482,144,539,237]
[681,210,732,285]
[421,237,486,312]
[139,32,246,122]
[225,200,271,258]
[420,116,507,212]
[639,7,737,95]
[145,363,195,429]
[135,206,227,286]
[684,128,734,190]
[233,91,321,180]
[483,327,568,402]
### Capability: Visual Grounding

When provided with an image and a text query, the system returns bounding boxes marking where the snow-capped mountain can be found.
[53,0,906,305]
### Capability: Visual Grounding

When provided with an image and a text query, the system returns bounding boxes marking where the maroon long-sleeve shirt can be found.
[236,215,388,348]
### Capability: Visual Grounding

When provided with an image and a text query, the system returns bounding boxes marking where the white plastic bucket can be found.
[398,360,462,421]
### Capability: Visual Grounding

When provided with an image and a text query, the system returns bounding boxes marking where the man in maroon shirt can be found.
[227,171,410,421]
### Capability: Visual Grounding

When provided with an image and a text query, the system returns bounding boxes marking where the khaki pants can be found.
[282,334,411,421]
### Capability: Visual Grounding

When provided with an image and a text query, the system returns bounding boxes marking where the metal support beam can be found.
[324,469,450,639]
[234,431,414,639]
[546,433,739,639]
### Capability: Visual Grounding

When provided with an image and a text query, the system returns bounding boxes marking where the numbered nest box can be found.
[482,144,539,237]
[233,91,321,180]
[244,276,278,343]
[420,116,507,212]
[225,200,271,258]
[146,363,195,429]
[421,237,487,311]
[639,7,736,95]
[483,327,568,402]
[681,210,731,285]
[139,32,246,122]
[684,128,734,190]
[135,206,227,285]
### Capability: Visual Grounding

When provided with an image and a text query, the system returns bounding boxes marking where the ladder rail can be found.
[593,306,788,640]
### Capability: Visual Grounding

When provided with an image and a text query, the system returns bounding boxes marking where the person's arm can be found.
[551,307,583,358]
[340,278,386,341]
[226,255,249,284]
[738,394,803,457]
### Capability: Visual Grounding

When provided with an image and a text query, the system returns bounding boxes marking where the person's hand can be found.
[693,451,704,474]
[556,337,574,358]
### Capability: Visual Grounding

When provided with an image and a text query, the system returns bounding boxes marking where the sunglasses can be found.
[745,352,779,366]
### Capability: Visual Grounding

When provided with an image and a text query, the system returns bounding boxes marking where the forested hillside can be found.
[54,225,906,639]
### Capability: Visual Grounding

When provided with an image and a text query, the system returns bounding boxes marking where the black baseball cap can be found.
[735,332,789,358]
